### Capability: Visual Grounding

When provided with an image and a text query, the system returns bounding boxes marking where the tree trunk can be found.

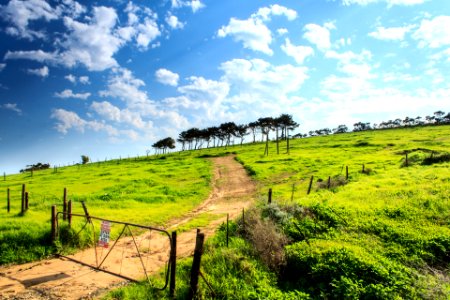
[276,127,279,154]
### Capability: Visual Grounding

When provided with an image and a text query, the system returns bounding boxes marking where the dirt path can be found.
[0,156,256,300]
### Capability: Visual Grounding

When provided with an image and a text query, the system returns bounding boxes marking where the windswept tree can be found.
[434,111,445,123]
[235,124,249,145]
[276,114,299,154]
[333,125,348,134]
[257,117,274,156]
[81,155,90,164]
[152,137,176,154]
[247,121,259,143]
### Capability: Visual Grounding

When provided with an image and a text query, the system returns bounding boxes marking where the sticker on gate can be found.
[98,221,111,248]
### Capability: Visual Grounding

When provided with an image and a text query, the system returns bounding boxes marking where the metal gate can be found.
[55,209,174,290]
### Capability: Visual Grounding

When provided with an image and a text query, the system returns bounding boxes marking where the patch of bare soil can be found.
[0,155,256,300]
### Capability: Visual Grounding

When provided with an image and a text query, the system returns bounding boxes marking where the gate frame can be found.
[54,211,176,292]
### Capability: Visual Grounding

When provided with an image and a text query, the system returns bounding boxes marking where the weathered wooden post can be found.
[68,200,72,227]
[346,166,349,180]
[51,205,57,242]
[169,231,177,298]
[63,188,67,221]
[7,188,10,213]
[307,176,314,195]
[21,184,25,214]
[327,176,331,189]
[25,192,29,210]
[268,188,272,204]
[188,232,205,300]
[362,164,365,173]
[405,153,409,167]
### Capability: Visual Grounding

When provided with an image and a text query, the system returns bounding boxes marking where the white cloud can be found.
[342,0,428,6]
[79,76,90,84]
[218,17,273,55]
[281,38,314,64]
[65,74,76,83]
[0,63,5,72]
[1,0,58,40]
[303,23,335,51]
[51,108,119,136]
[413,16,450,48]
[5,49,58,63]
[27,65,49,77]
[369,26,412,41]
[54,89,91,99]
[1,103,22,115]
[135,17,161,50]
[277,28,288,36]
[90,101,148,129]
[165,13,184,29]
[155,68,180,86]
[171,0,205,13]
[178,76,229,102]
[254,4,297,21]
[60,6,124,71]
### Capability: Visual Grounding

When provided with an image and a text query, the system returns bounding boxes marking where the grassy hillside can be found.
[0,154,212,264]
[107,125,450,299]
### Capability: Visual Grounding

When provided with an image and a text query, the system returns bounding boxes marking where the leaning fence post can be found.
[63,188,67,221]
[68,200,72,227]
[327,176,331,189]
[188,232,205,300]
[51,205,57,242]
[21,184,26,214]
[169,231,177,298]
[7,188,10,213]
[362,164,365,173]
[307,175,314,195]
[268,188,272,204]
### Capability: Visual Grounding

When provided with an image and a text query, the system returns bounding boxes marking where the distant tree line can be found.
[151,110,449,155]
[20,162,50,173]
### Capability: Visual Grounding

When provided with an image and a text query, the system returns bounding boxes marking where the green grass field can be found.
[105,125,450,299]
[0,154,212,264]
[1,125,449,298]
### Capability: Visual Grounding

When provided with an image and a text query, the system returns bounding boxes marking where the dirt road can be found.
[0,156,256,299]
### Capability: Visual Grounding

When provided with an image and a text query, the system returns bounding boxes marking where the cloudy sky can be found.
[0,0,449,173]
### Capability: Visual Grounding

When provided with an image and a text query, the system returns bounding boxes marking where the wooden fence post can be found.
[25,192,29,210]
[51,205,57,242]
[362,164,365,173]
[169,231,177,298]
[268,188,272,204]
[21,184,25,214]
[63,188,67,221]
[7,188,10,213]
[188,232,205,300]
[307,176,314,195]
[346,166,349,180]
[327,176,331,189]
[68,200,72,227]
[405,153,409,167]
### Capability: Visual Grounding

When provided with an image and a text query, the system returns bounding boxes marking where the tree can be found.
[81,155,90,164]
[257,117,274,156]
[333,125,348,134]
[276,114,299,154]
[434,111,445,123]
[152,137,176,154]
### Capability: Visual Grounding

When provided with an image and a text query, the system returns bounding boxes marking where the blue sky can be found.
[0,0,449,174]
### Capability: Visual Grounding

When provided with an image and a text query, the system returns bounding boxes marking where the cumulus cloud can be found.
[0,64,5,72]
[171,0,205,13]
[54,89,91,99]
[369,26,412,41]
[218,18,273,55]
[254,4,297,21]
[1,0,58,40]
[342,0,428,6]
[91,101,148,129]
[165,13,184,29]
[413,16,450,48]
[303,23,335,51]
[27,65,49,77]
[155,68,180,86]
[64,74,90,84]
[1,103,22,115]
[5,49,58,63]
[281,38,314,64]
[51,108,118,136]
